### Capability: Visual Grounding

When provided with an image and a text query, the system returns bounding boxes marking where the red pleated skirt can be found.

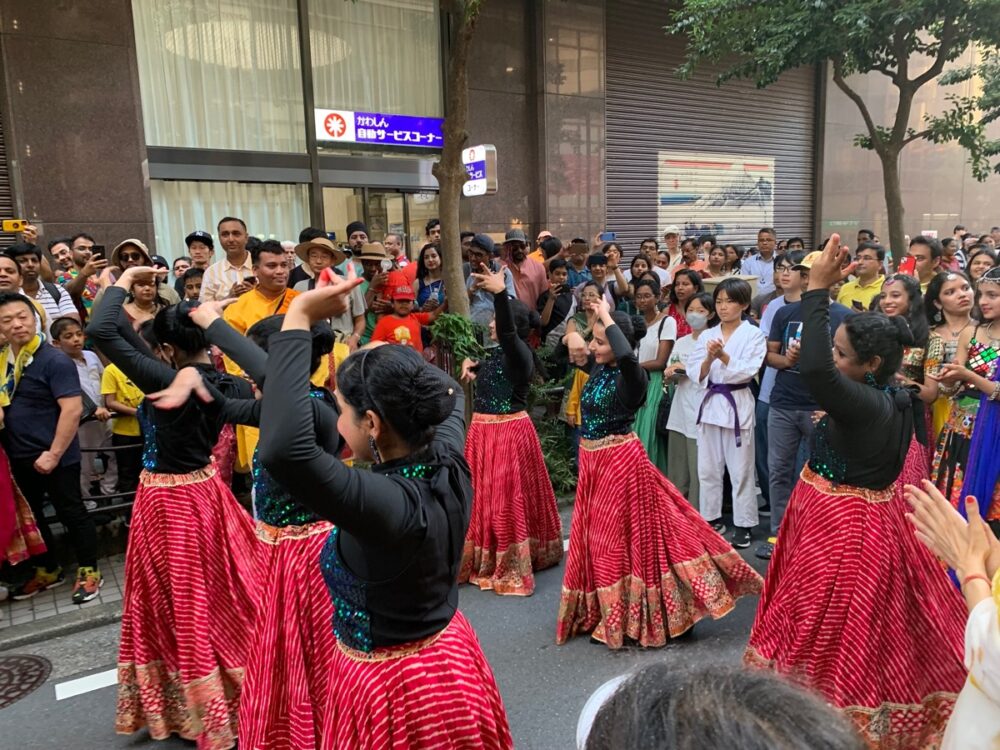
[319,610,513,750]
[239,521,336,750]
[116,466,261,750]
[460,412,563,596]
[556,433,763,649]
[0,445,45,565]
[745,465,967,749]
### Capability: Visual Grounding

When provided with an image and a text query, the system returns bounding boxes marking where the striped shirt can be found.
[200,253,253,302]
[23,283,77,337]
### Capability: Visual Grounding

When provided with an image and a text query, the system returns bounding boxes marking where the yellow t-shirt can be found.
[836,275,885,311]
[101,364,144,437]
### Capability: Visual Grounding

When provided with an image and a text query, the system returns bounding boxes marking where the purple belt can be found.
[697,381,750,446]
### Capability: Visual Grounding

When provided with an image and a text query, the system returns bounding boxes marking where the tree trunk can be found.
[432,2,481,318]
[878,148,906,264]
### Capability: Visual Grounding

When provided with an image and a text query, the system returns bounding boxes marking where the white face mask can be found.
[686,311,709,331]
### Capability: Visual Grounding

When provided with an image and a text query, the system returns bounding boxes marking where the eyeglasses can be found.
[121,253,143,261]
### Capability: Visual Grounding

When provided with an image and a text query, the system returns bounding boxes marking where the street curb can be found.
[0,601,122,652]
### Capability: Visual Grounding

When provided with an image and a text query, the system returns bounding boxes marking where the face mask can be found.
[686,311,709,330]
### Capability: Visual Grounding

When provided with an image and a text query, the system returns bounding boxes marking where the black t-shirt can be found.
[536,288,574,337]
[1,343,81,465]
[769,300,853,411]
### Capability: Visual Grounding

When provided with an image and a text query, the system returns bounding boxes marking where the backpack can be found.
[42,281,63,304]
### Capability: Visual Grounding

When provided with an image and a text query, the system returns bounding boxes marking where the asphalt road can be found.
[1,508,767,749]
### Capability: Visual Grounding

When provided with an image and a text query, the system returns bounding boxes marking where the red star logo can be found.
[324,113,347,138]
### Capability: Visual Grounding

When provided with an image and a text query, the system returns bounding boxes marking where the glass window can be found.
[150,180,309,261]
[309,0,442,117]
[406,192,439,257]
[132,0,305,152]
[322,187,365,245]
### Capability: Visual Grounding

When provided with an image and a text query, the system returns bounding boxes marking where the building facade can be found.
[0,0,995,259]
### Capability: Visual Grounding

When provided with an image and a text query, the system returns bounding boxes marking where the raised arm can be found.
[493,290,533,386]
[204,318,268,384]
[602,307,648,409]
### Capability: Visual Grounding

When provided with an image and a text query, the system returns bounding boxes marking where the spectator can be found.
[181,267,204,301]
[909,235,943,293]
[289,226,327,287]
[837,242,887,311]
[460,230,475,262]
[122,272,169,330]
[95,239,180,309]
[293,236,365,347]
[966,245,998,284]
[661,226,683,271]
[413,243,445,312]
[222,239,298,344]
[200,217,253,302]
[501,229,547,310]
[343,220,369,276]
[786,236,806,251]
[49,238,75,273]
[0,254,45,332]
[7,242,79,336]
[992,225,1000,246]
[60,234,107,318]
[50,317,117,504]
[679,238,707,275]
[703,244,730,279]
[425,217,441,245]
[467,234,515,327]
[538,258,577,348]
[664,269,704,338]
[857,228,875,244]
[281,240,297,272]
[184,230,215,271]
[750,262,784,322]
[579,253,618,308]
[0,292,101,603]
[528,229,553,263]
[101,357,145,499]
[150,255,170,272]
[741,227,780,296]
[371,271,443,351]
[172,256,192,297]
[723,243,743,273]
[566,239,592,287]
[940,237,964,272]
[357,241,393,343]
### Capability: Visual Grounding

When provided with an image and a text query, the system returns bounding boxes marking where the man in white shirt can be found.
[739,227,780,296]
[662,226,683,272]
[200,216,253,301]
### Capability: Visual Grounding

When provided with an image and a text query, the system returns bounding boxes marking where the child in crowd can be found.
[101,360,145,497]
[51,317,117,506]
[181,267,204,301]
[538,258,577,349]
[371,270,442,351]
[687,278,767,549]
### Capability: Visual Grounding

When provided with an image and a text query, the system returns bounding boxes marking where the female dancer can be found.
[413,243,445,311]
[924,272,974,437]
[0,439,45,583]
[155,304,343,750]
[459,268,562,596]
[933,265,1000,519]
[631,278,676,475]
[746,236,968,749]
[558,297,762,649]
[664,269,704,338]
[257,280,512,748]
[87,267,260,750]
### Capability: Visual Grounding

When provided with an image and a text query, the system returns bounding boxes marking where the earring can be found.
[864,371,878,387]
[368,436,382,464]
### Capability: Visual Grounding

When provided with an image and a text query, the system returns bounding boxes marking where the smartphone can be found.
[898,256,917,276]
[243,275,258,286]
[852,300,865,312]
[91,244,106,259]
[380,258,394,273]
[2,219,26,233]
[598,231,616,242]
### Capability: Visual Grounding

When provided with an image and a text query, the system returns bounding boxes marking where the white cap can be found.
[662,225,680,237]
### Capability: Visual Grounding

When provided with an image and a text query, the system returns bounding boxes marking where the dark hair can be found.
[587,253,608,268]
[217,216,247,232]
[855,241,886,262]
[47,237,73,253]
[297,227,324,244]
[924,271,971,326]
[70,232,96,246]
[182,267,205,282]
[416,243,441,282]
[601,242,623,258]
[787,236,805,248]
[137,319,159,351]
[0,291,37,317]
[580,280,604,297]
[639,237,659,249]
[968,246,998,272]
[425,218,440,235]
[548,258,568,274]
[173,256,193,268]
[980,234,993,244]
[780,250,807,269]
[882,273,929,347]
[153,302,209,355]
[337,346,455,449]
[844,313,913,384]
[940,237,955,252]
[629,255,650,278]
[954,224,966,233]
[0,252,21,273]
[858,228,875,240]
[246,314,333,375]
[669,269,705,305]
[696,233,716,247]
[758,227,777,238]
[6,242,42,261]
[251,239,285,265]
[460,230,476,241]
[508,298,541,341]
[540,236,562,259]
[909,235,942,260]
[584,663,865,750]
[634,278,660,299]
[604,311,646,349]
[246,236,262,255]
[687,291,717,326]
[714,277,753,308]
[680,237,697,251]
[50,316,83,339]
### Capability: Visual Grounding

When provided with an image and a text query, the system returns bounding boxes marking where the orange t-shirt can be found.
[371,312,432,351]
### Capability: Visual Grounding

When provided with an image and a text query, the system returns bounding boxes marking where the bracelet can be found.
[960,572,992,589]
[990,382,1000,402]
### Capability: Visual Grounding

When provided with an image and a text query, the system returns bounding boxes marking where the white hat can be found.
[662,225,680,237]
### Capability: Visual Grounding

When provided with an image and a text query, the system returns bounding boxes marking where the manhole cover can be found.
[0,654,51,709]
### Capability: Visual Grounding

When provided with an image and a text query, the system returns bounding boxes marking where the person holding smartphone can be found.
[837,242,887,311]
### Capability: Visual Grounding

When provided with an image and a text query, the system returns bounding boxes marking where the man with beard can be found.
[6,243,79,336]
[501,229,547,309]
[201,216,253,302]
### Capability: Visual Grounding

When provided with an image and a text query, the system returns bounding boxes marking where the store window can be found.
[133,0,305,152]
[309,0,443,117]
[150,180,309,261]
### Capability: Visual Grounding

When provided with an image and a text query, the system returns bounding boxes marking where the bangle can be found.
[990,382,1000,402]
[961,572,992,589]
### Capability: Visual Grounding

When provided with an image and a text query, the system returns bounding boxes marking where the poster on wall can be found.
[658,150,775,246]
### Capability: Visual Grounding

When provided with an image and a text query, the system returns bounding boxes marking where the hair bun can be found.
[889,315,915,347]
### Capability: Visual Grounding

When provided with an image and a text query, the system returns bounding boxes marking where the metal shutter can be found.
[0,99,15,246]
[606,0,817,250]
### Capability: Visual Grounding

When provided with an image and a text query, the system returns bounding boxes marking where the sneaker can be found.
[731,527,752,549]
[71,566,103,605]
[710,520,727,535]
[755,542,774,560]
[12,566,66,600]
[83,499,98,511]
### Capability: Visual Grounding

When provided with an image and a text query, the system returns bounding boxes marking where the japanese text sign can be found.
[462,144,498,197]
[315,109,444,149]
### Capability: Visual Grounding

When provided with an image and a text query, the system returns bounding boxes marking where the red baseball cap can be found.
[387,271,415,301]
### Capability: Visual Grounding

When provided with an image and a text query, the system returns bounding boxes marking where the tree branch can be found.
[902,128,931,146]
[912,13,957,88]
[832,58,884,154]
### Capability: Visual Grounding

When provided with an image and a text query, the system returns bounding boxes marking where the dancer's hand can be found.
[187,299,234,329]
[147,367,214,409]
[928,362,969,386]
[905,480,993,576]
[460,358,479,383]
[807,233,856,292]
[565,331,589,366]
[470,266,507,295]
[286,265,362,328]
[115,265,167,291]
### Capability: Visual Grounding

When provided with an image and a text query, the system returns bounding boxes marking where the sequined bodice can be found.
[967,337,999,380]
[580,365,634,440]
[319,463,435,653]
[900,346,925,384]
[473,348,515,414]
[252,390,325,527]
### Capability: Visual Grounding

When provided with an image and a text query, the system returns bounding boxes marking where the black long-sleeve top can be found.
[473,291,533,414]
[86,286,253,474]
[579,323,648,440]
[799,289,913,489]
[259,330,472,651]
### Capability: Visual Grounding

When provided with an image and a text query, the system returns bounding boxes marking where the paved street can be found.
[0,509,767,749]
